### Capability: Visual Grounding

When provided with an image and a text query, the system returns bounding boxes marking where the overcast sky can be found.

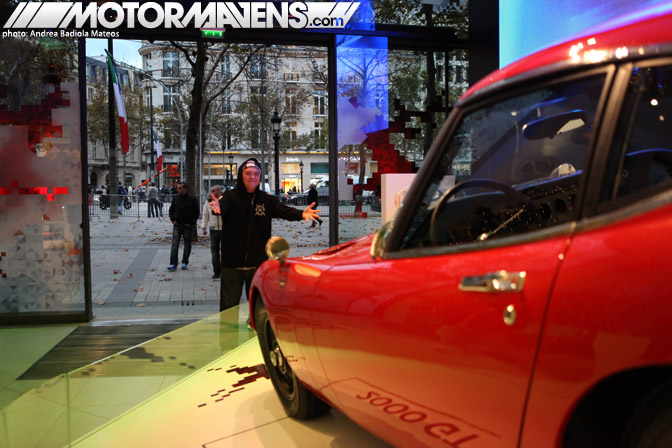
[86,38,143,68]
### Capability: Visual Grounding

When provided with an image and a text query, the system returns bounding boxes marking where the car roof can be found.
[462,3,672,103]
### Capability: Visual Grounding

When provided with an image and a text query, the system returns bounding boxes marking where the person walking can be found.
[147,182,159,218]
[218,158,321,311]
[201,185,224,279]
[307,183,323,227]
[167,182,200,271]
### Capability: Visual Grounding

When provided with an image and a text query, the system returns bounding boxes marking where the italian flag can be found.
[152,129,163,171]
[105,50,130,154]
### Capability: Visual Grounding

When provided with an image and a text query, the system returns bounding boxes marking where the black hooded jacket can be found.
[218,159,304,269]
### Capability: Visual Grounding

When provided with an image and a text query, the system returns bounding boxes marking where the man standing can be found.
[201,185,223,279]
[307,183,323,228]
[117,182,126,215]
[147,182,159,217]
[218,158,321,310]
[167,182,200,271]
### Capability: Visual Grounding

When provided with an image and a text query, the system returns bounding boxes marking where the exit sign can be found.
[202,29,225,38]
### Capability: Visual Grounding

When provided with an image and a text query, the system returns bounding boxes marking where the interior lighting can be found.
[583,49,607,63]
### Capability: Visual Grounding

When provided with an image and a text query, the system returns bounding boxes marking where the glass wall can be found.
[336,42,468,241]
[0,36,89,322]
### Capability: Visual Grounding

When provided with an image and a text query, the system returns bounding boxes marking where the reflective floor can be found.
[0,308,390,447]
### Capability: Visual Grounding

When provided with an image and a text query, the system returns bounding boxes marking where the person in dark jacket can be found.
[307,183,323,227]
[167,182,200,271]
[218,158,321,310]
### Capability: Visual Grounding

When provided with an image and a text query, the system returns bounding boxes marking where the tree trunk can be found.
[185,41,207,196]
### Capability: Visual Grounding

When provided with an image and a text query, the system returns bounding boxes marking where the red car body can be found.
[251,5,672,447]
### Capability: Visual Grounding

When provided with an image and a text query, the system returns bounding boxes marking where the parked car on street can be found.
[250,5,672,447]
[289,176,374,205]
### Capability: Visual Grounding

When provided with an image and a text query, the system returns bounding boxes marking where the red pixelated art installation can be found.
[351,93,449,200]
[0,181,68,202]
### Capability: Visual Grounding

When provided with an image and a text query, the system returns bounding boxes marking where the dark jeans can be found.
[220,267,257,311]
[148,198,161,217]
[210,230,223,274]
[170,224,193,266]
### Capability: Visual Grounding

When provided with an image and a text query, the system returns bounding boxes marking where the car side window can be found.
[600,64,672,203]
[401,75,606,249]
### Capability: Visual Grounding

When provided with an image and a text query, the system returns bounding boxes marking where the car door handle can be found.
[459,270,526,293]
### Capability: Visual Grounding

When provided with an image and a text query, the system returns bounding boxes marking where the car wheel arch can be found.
[560,366,672,448]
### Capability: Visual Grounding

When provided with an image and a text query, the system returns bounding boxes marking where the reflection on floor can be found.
[18,323,191,380]
[0,307,390,448]
[73,339,390,448]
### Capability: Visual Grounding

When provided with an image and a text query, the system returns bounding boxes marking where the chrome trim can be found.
[265,236,290,265]
[579,188,672,234]
[503,305,517,326]
[459,270,527,293]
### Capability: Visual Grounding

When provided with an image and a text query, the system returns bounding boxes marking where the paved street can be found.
[89,205,381,323]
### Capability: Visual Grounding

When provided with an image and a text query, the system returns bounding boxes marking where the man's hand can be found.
[302,203,322,223]
[172,221,178,225]
[202,229,207,236]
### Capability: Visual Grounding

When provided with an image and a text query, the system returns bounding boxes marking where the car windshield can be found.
[402,74,607,249]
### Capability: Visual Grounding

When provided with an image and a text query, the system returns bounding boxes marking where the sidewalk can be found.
[89,209,381,323]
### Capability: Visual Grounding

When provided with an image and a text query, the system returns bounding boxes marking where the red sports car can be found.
[250,5,672,447]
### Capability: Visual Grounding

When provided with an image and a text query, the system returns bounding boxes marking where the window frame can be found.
[590,57,672,216]
[383,65,616,260]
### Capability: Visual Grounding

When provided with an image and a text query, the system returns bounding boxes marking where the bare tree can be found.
[160,40,262,195]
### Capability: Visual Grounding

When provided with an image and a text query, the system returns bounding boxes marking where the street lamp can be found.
[299,160,304,193]
[271,111,282,196]
[228,153,234,188]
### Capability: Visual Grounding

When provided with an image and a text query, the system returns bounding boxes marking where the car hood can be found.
[296,233,375,268]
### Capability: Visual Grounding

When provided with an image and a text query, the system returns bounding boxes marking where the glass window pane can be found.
[0,36,87,317]
[402,75,606,249]
[601,64,672,202]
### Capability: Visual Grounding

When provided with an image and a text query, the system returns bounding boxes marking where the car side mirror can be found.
[370,221,392,259]
[266,236,290,265]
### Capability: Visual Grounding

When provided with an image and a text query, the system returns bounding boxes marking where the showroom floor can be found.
[0,307,391,448]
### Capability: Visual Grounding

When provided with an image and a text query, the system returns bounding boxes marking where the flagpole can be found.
[149,90,159,190]
[108,38,118,219]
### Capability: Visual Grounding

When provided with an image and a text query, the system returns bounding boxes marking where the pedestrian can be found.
[117,182,126,215]
[201,185,224,279]
[307,183,323,227]
[157,187,165,217]
[147,182,159,217]
[161,184,172,204]
[217,158,321,311]
[167,182,200,271]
